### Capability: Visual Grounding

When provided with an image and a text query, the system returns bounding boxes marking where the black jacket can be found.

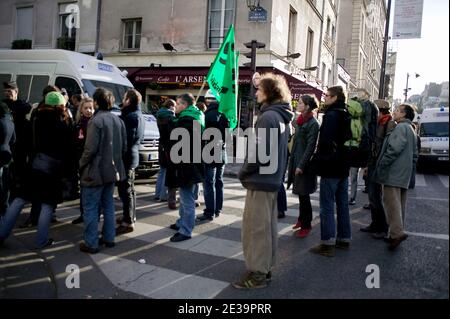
[165,112,204,188]
[3,98,31,165]
[203,102,229,165]
[156,107,175,168]
[0,114,15,167]
[120,104,145,170]
[312,100,352,178]
[30,107,74,205]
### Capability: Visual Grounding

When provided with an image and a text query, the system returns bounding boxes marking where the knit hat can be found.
[374,99,390,110]
[45,91,66,106]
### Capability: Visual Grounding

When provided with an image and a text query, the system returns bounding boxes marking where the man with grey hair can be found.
[373,103,418,250]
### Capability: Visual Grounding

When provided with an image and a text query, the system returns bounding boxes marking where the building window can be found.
[326,17,331,36]
[59,3,77,39]
[208,0,235,49]
[328,68,332,86]
[121,19,142,51]
[331,25,335,42]
[58,3,77,51]
[305,28,314,68]
[287,7,298,56]
[16,6,33,40]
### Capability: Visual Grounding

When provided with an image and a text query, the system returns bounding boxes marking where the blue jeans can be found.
[319,177,352,245]
[155,167,168,200]
[176,184,196,237]
[0,197,54,248]
[203,164,224,217]
[82,183,115,249]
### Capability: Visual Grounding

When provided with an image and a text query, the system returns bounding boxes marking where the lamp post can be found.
[404,72,420,102]
[246,0,260,11]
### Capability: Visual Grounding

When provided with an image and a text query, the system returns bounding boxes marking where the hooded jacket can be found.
[238,102,294,192]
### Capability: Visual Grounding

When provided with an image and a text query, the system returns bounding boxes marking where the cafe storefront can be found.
[123,66,324,129]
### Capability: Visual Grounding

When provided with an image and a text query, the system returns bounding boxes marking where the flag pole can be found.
[195,81,207,104]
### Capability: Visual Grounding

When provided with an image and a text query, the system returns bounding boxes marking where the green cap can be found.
[45,91,66,106]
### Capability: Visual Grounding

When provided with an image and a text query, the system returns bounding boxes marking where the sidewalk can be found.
[0,233,56,299]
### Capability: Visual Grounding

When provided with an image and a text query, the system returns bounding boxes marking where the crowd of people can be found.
[0,72,419,290]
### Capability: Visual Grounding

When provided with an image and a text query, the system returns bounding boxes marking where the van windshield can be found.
[420,122,449,137]
[82,79,132,109]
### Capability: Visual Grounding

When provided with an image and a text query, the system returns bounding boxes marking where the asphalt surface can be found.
[0,165,448,299]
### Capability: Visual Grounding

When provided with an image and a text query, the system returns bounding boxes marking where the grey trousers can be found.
[242,190,278,274]
[383,186,408,239]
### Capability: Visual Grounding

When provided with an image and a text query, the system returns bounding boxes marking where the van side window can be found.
[55,77,81,98]
[29,75,50,105]
[16,75,32,101]
[0,74,12,100]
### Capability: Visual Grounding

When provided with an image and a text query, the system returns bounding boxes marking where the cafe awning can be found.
[121,66,324,100]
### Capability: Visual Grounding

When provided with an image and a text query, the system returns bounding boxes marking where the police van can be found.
[417,107,449,165]
[0,49,159,176]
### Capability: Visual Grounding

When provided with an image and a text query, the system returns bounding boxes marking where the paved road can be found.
[0,170,448,299]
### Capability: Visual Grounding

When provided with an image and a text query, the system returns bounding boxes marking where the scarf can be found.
[378,114,392,126]
[178,105,205,129]
[297,112,314,126]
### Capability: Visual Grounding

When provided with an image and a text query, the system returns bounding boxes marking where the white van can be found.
[0,49,159,176]
[417,107,449,164]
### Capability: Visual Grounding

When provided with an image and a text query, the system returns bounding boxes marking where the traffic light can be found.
[243,40,265,72]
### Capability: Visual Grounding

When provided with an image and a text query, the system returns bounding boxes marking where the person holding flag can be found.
[195,89,229,223]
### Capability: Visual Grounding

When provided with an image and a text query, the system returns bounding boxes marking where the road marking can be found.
[437,174,449,188]
[415,174,427,187]
[408,197,449,202]
[405,231,449,241]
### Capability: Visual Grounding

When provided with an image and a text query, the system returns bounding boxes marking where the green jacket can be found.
[373,119,418,189]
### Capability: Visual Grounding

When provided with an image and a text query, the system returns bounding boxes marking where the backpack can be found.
[344,99,370,167]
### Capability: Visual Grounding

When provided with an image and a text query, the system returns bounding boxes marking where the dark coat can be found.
[165,111,204,188]
[79,110,127,187]
[203,102,229,166]
[29,107,74,205]
[0,113,15,167]
[287,115,319,195]
[311,100,352,178]
[156,107,175,168]
[120,104,145,170]
[3,98,32,168]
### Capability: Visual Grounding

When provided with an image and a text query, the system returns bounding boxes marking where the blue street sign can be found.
[249,6,267,22]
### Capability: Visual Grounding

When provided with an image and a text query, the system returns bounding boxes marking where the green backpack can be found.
[345,99,364,147]
[345,99,370,167]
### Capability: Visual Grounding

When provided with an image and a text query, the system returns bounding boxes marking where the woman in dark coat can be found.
[0,92,74,248]
[0,102,15,217]
[287,95,320,238]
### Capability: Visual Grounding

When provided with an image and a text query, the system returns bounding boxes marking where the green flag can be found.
[206,25,239,129]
